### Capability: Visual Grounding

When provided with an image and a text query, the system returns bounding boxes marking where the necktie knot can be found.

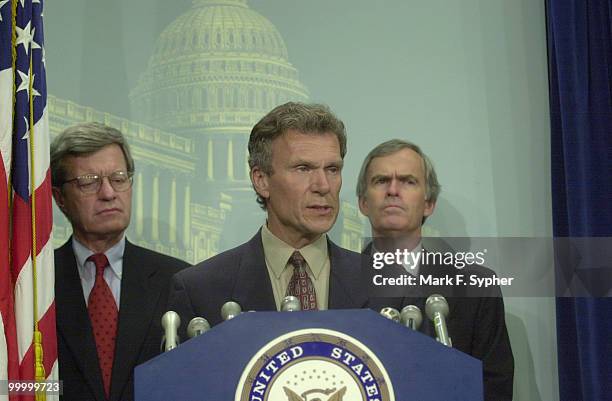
[88,253,109,276]
[289,251,306,270]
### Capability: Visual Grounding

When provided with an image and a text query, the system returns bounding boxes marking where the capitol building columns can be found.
[168,175,178,245]
[207,138,214,180]
[226,137,234,181]
[135,171,144,237]
[183,182,192,250]
[130,165,194,258]
[150,172,160,243]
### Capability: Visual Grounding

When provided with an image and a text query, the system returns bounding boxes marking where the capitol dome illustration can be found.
[49,0,363,261]
[130,0,309,188]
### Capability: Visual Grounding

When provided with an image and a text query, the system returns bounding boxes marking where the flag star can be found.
[0,0,9,22]
[32,75,41,98]
[32,38,42,51]
[16,69,31,95]
[18,0,24,8]
[33,0,40,3]
[16,22,34,55]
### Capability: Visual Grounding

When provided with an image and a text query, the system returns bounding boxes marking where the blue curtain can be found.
[547,1,612,400]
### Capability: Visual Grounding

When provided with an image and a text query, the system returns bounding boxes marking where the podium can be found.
[135,309,483,401]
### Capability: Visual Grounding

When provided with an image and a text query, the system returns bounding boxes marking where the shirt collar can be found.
[261,224,328,280]
[72,235,125,280]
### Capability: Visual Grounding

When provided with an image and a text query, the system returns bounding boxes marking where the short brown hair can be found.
[248,102,347,209]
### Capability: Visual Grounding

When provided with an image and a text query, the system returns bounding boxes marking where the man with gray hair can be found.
[51,122,188,401]
[168,102,380,333]
[357,139,514,401]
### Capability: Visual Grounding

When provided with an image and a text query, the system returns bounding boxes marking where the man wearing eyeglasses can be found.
[50,122,189,401]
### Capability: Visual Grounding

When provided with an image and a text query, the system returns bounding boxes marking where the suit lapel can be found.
[230,232,368,311]
[55,240,107,401]
[231,230,277,311]
[110,240,161,401]
[328,240,368,309]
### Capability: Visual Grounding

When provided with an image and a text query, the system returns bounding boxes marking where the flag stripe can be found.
[35,170,52,254]
[14,259,34,362]
[10,194,32,276]
[7,168,51,279]
[18,302,56,379]
[1,0,57,390]
[32,108,50,186]
[13,242,56,336]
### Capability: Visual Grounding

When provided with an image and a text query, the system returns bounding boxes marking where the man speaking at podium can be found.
[356,139,514,401]
[51,123,189,401]
[168,102,372,331]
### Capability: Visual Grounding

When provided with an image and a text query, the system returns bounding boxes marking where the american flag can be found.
[0,0,57,400]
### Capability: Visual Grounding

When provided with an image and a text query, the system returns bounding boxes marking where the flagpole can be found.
[27,29,45,401]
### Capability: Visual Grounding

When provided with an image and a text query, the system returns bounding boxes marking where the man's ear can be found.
[52,186,65,210]
[358,196,370,217]
[423,198,436,218]
[250,167,270,202]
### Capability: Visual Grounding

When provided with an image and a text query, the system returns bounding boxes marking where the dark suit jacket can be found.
[168,230,390,335]
[55,238,189,401]
[404,268,513,401]
[365,243,514,401]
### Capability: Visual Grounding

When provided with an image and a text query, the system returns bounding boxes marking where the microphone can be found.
[187,317,211,338]
[379,307,400,322]
[425,294,452,347]
[400,305,423,330]
[161,311,181,352]
[221,301,242,321]
[280,296,301,312]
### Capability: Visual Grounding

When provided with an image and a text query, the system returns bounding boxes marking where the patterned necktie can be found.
[87,253,118,399]
[286,251,318,311]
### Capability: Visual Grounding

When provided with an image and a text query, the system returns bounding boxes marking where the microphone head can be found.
[280,296,301,312]
[400,305,423,329]
[221,301,242,321]
[425,294,450,320]
[379,307,400,322]
[161,311,180,330]
[187,317,211,338]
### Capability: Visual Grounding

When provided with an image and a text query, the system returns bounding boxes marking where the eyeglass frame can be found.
[60,171,134,194]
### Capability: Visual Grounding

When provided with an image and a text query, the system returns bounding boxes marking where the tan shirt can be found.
[261,224,330,310]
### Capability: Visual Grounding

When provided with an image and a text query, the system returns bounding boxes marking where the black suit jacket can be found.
[365,243,514,401]
[403,268,513,401]
[55,238,189,401]
[168,230,391,335]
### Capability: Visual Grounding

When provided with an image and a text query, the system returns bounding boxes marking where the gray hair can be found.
[356,139,441,203]
[50,122,135,187]
[248,102,347,209]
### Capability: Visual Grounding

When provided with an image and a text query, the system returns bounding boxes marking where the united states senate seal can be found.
[235,328,394,401]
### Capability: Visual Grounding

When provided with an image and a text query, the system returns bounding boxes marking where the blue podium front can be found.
[135,309,483,401]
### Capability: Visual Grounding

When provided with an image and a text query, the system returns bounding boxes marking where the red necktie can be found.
[87,253,118,399]
[286,251,318,311]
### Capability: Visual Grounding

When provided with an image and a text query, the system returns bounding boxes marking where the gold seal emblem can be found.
[235,329,394,401]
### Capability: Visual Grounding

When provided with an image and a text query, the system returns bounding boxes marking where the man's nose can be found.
[386,177,399,196]
[97,177,117,199]
[311,169,331,194]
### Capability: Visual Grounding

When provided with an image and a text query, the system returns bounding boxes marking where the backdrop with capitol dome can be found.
[44,1,556,400]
